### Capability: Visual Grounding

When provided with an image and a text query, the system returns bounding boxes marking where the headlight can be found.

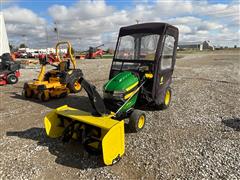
[103,90,125,100]
[113,91,125,98]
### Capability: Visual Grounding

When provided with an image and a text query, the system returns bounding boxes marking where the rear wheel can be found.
[158,87,172,110]
[128,110,146,133]
[7,74,18,84]
[22,88,32,98]
[38,91,50,101]
[68,79,82,93]
[59,92,68,98]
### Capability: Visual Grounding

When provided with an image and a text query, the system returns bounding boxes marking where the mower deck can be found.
[27,80,67,89]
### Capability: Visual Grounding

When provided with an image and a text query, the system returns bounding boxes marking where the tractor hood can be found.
[104,71,139,92]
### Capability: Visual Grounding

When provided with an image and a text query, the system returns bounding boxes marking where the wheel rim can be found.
[164,90,171,105]
[74,82,81,90]
[10,76,17,82]
[138,115,145,129]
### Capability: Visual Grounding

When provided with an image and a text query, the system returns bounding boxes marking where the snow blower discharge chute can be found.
[44,23,179,165]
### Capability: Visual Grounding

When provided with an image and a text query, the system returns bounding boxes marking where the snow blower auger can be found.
[22,41,83,101]
[44,23,179,165]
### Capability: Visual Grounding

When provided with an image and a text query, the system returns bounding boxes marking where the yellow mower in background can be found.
[22,41,83,101]
[44,23,179,165]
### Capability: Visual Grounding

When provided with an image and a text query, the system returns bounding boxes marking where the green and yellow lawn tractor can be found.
[44,23,179,165]
[22,41,83,101]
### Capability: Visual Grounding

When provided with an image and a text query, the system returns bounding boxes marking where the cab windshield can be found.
[115,33,160,61]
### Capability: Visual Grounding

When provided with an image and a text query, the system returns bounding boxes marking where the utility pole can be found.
[78,37,81,50]
[21,34,27,47]
[54,21,60,43]
[45,26,49,55]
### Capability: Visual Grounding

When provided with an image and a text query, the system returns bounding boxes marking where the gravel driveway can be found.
[0,49,239,179]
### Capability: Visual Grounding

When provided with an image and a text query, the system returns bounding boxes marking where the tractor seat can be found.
[0,70,10,75]
[58,61,70,72]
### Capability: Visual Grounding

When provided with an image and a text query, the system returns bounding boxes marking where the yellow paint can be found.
[124,89,138,100]
[44,108,64,138]
[49,77,60,82]
[145,73,153,79]
[160,76,164,85]
[37,65,46,81]
[102,120,125,165]
[164,90,171,105]
[56,108,118,130]
[74,81,81,91]
[27,81,67,89]
[44,105,125,165]
[138,115,145,129]
[125,82,138,92]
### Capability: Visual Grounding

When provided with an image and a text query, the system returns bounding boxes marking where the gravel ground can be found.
[0,49,240,179]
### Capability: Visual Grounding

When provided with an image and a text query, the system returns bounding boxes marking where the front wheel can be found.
[128,110,146,133]
[68,79,82,93]
[7,74,18,84]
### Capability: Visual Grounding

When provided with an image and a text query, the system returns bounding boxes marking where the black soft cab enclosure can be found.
[109,22,179,107]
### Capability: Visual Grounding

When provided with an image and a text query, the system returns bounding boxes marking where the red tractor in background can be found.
[85,44,104,59]
[0,53,20,85]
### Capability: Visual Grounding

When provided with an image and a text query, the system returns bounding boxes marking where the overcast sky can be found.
[1,0,239,49]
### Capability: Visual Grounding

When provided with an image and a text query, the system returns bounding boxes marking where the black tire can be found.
[22,88,32,98]
[68,79,82,93]
[158,87,172,110]
[38,91,50,102]
[59,92,68,98]
[7,74,18,84]
[128,110,146,133]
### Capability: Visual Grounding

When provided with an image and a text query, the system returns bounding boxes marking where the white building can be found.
[202,40,215,50]
[178,41,215,51]
[0,13,10,55]
[18,47,67,54]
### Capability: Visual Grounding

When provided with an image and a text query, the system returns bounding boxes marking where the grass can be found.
[102,54,114,59]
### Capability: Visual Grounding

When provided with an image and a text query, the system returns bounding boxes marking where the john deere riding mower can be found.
[23,41,83,101]
[44,23,179,165]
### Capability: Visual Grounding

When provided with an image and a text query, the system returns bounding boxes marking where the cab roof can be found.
[119,22,179,38]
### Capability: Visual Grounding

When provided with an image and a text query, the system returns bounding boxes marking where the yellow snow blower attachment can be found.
[44,79,125,165]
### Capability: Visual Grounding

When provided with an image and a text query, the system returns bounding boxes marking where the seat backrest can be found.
[58,61,70,71]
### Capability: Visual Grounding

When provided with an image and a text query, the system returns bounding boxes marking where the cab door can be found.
[154,34,177,106]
